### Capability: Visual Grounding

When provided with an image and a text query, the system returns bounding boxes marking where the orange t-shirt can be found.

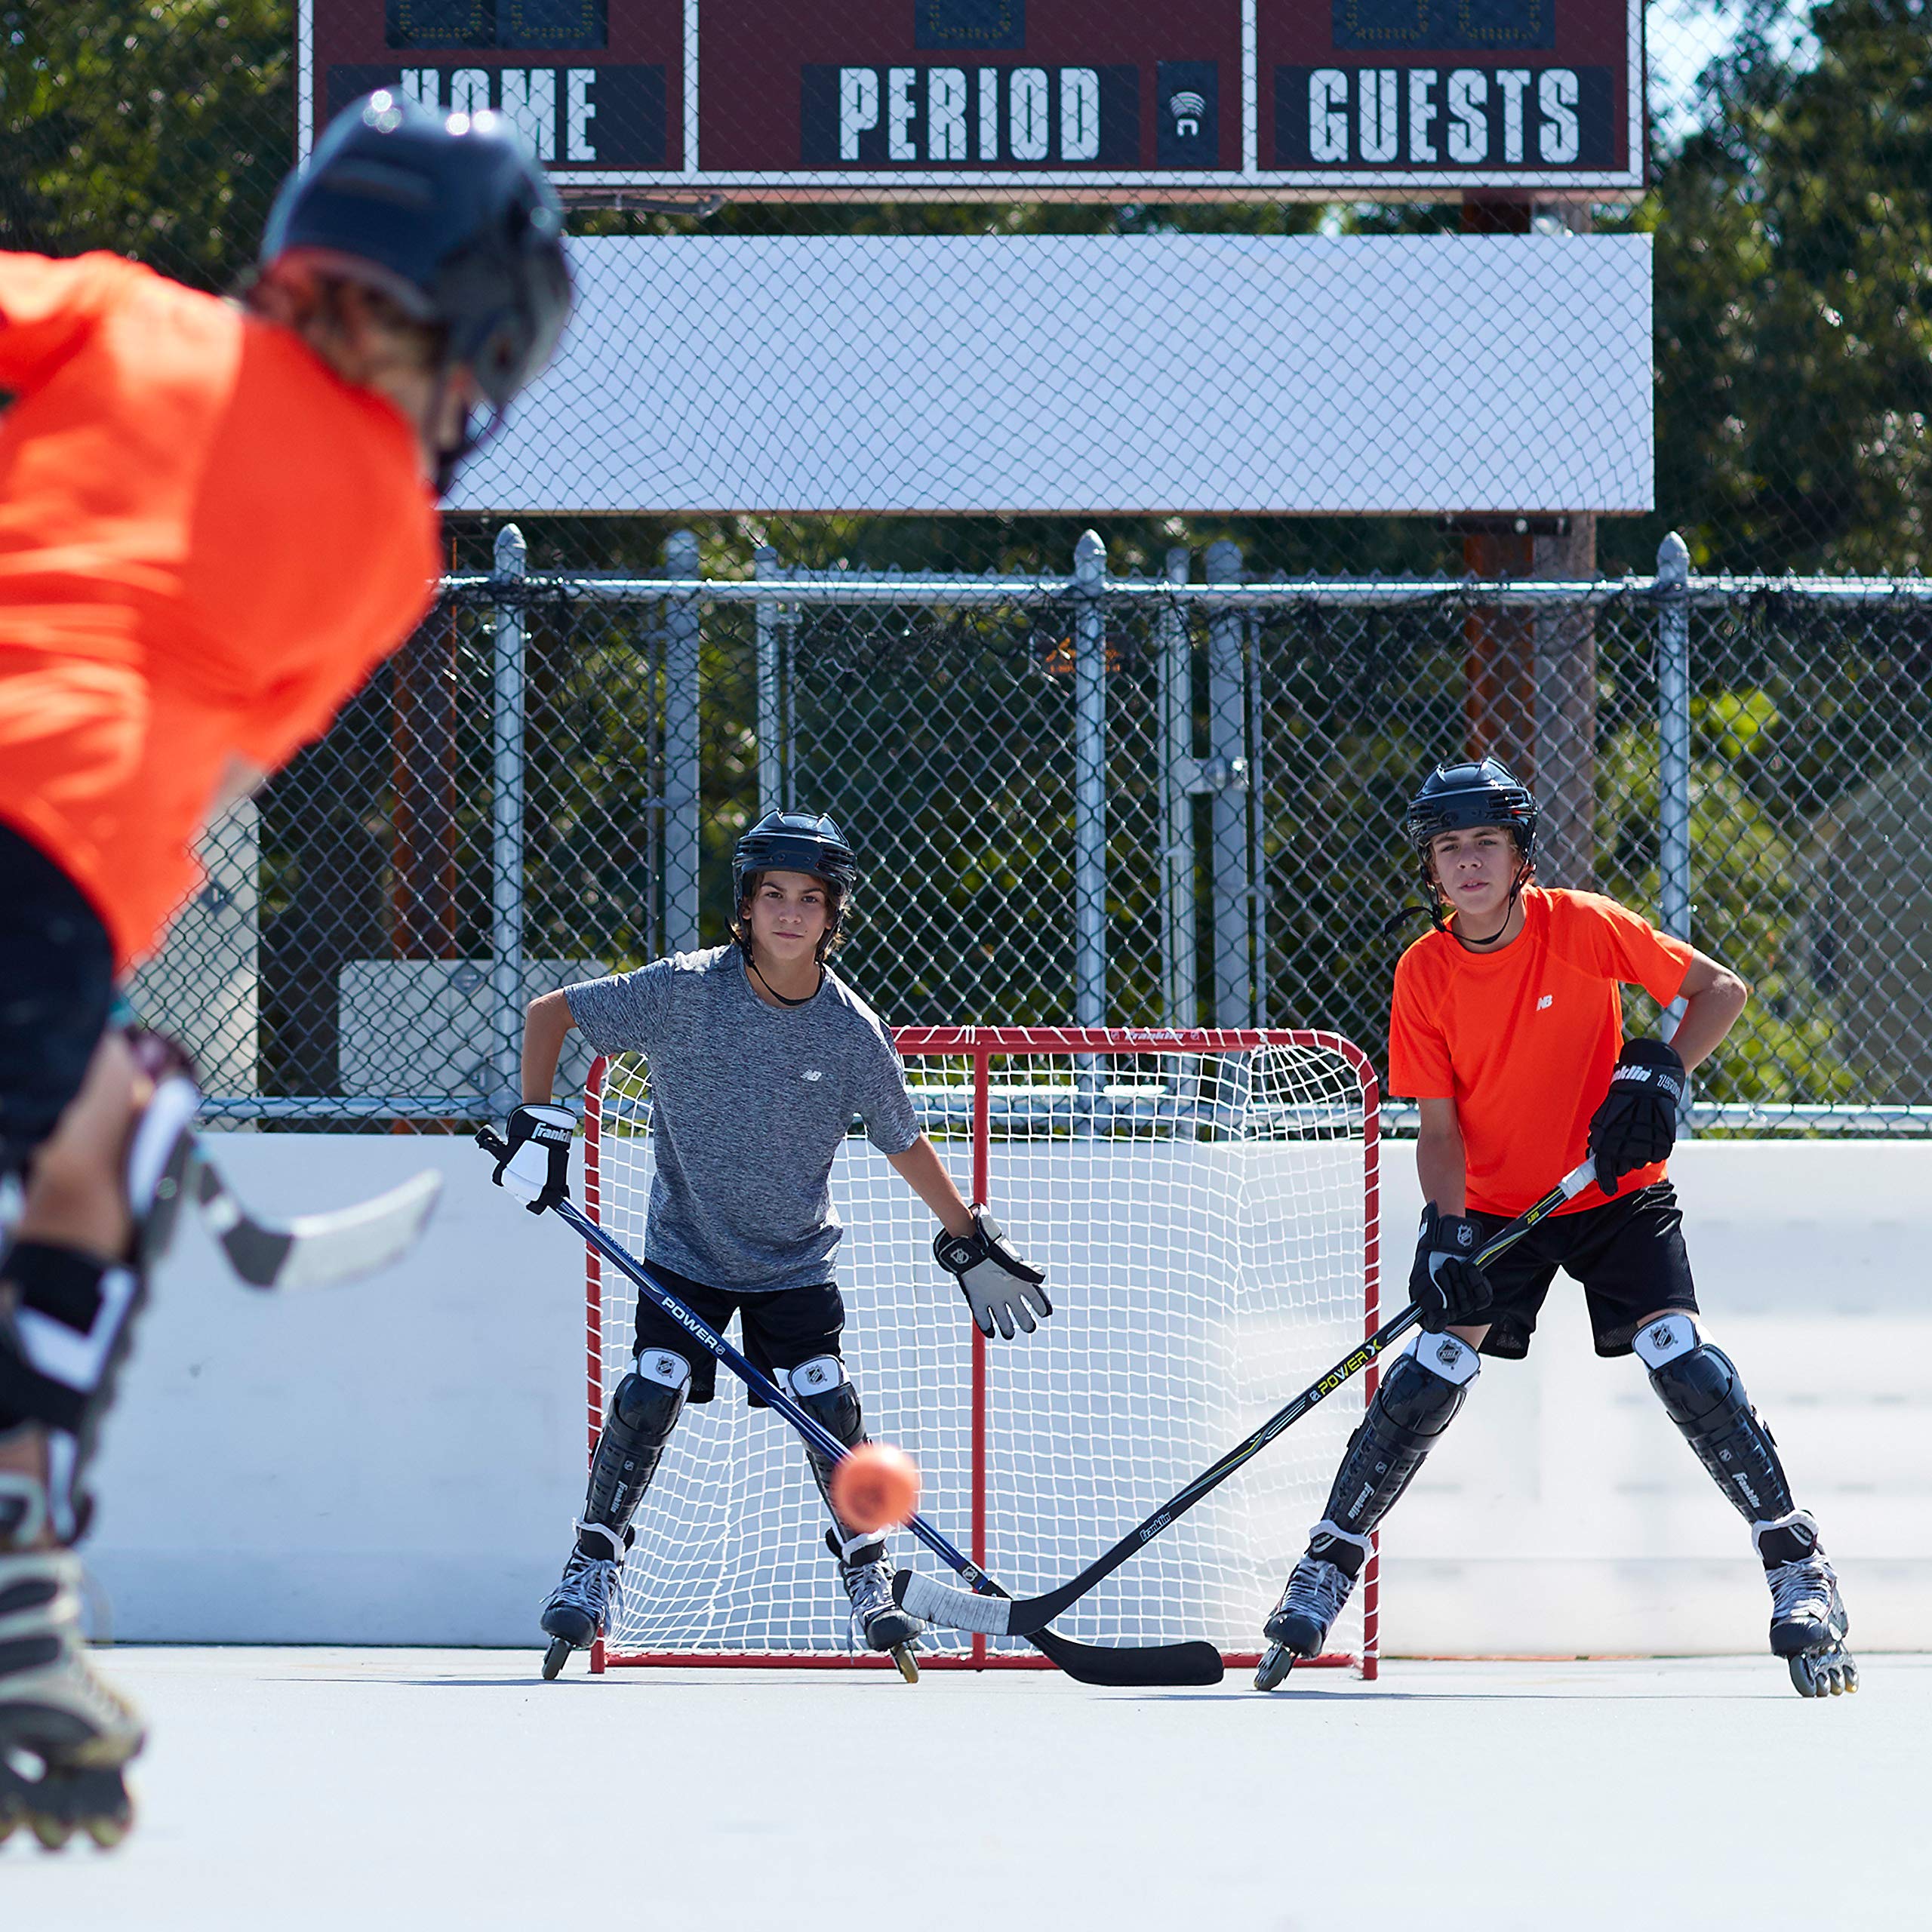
[0,251,441,967]
[1387,888,1695,1219]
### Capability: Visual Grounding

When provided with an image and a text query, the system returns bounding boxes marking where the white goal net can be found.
[582,1026,1380,1672]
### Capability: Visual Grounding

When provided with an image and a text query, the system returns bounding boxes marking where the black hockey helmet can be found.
[731,811,860,905]
[1404,757,1540,863]
[260,92,572,477]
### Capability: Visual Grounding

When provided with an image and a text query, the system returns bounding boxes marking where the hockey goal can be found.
[581,1026,1380,1675]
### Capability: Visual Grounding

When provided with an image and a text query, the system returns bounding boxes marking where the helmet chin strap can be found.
[1441,857,1533,949]
[426,361,505,497]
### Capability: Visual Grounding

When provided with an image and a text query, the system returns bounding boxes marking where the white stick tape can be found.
[899,1571,1012,1636]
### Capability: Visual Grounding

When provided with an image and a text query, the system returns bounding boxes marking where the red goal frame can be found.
[581,1025,1380,1677]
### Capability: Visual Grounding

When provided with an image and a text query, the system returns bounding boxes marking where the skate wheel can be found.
[85,1808,133,1850]
[30,1811,75,1851]
[892,1644,920,1684]
[1254,1644,1296,1693]
[542,1637,574,1681]
[1788,1648,1857,1699]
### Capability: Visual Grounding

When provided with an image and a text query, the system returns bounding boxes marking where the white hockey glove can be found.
[933,1208,1052,1341]
[491,1103,574,1214]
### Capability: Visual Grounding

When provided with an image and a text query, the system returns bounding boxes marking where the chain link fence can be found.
[10,5,1930,1126]
[125,531,1932,1131]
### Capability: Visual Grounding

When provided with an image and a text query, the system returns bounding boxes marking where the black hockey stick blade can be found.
[1029,1625,1223,1687]
[898,1158,1598,1641]
[192,1153,441,1291]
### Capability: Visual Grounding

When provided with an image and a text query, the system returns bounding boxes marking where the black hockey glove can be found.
[934,1208,1052,1341]
[491,1103,574,1214]
[1586,1038,1686,1196]
[1407,1203,1494,1334]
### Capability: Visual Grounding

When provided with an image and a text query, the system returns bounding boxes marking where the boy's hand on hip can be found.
[1587,1038,1686,1195]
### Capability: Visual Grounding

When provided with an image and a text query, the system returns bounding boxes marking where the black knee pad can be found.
[1645,1334,1740,1426]
[790,1355,863,1451]
[584,1352,691,1535]
[1319,1331,1478,1541]
[1377,1337,1476,1439]
[611,1355,690,1446]
[1635,1314,1795,1525]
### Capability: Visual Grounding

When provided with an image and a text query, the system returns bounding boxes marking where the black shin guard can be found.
[1634,1314,1796,1530]
[582,1352,689,1544]
[0,1241,145,1542]
[1315,1331,1479,1544]
[788,1355,873,1557]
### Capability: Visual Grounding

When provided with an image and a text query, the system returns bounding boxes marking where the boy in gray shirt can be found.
[492,811,1051,1677]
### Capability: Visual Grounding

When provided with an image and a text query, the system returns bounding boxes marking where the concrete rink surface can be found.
[5,1648,1924,1930]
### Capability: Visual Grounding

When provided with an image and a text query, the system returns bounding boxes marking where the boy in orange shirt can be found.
[0,94,570,1847]
[1256,758,1856,1699]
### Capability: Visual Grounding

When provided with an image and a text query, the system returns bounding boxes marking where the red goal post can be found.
[581,1025,1381,1675]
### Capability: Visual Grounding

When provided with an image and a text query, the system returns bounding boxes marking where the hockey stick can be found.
[477,1131,1223,1688]
[186,1149,442,1291]
[896,1157,1599,1640]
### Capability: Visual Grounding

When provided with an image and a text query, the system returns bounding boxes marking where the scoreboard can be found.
[300,2,1644,198]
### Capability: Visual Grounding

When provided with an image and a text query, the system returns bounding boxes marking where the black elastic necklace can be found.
[749,958,822,1008]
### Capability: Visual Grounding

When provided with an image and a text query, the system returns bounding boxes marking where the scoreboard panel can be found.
[300,0,1643,197]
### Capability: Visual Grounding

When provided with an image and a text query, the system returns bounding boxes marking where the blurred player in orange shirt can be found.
[0,93,570,1847]
[1254,758,1857,1701]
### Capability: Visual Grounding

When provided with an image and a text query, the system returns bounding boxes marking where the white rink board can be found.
[453,232,1654,515]
[83,1135,1930,1654]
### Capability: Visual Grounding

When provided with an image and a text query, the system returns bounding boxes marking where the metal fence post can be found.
[755,543,783,820]
[1073,528,1108,1028]
[1245,614,1266,1028]
[1205,539,1247,1026]
[1160,546,1198,1028]
[1657,531,1692,1041]
[663,529,703,953]
[490,522,527,1110]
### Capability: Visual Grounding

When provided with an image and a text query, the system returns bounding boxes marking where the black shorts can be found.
[0,823,115,1179]
[631,1264,848,1407]
[1466,1182,1699,1361]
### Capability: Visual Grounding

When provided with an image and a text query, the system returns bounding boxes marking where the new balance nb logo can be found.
[801,1069,823,1081]
[1537,994,1553,1010]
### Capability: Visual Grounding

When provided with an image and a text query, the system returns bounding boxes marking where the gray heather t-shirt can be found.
[564,946,921,1291]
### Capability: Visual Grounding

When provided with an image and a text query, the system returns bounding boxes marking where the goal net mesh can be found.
[584,1029,1377,1667]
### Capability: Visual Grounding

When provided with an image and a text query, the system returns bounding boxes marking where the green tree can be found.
[0,2,290,291]
[1607,0,1932,574]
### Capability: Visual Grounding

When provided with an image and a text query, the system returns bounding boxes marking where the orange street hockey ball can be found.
[829,1443,921,1532]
